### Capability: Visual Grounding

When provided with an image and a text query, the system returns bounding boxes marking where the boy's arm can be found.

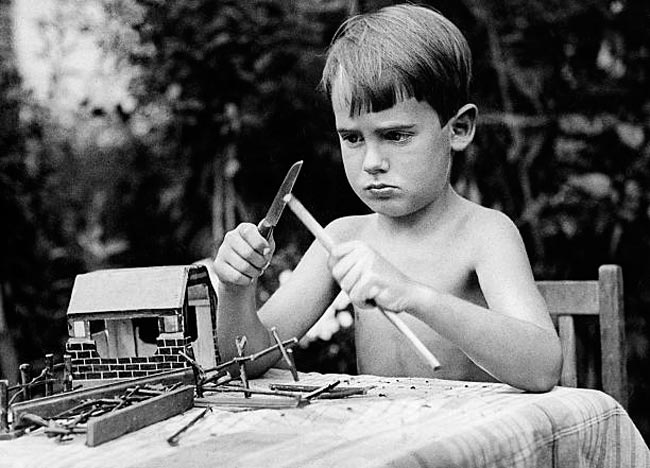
[215,223,338,377]
[329,211,562,391]
[258,239,339,344]
[214,223,275,375]
[409,213,562,391]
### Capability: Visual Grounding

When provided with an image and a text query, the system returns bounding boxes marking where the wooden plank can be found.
[69,309,179,321]
[86,385,194,447]
[195,394,308,410]
[193,304,217,369]
[106,319,137,358]
[598,265,628,409]
[558,315,577,387]
[537,281,599,315]
[11,369,194,427]
[268,383,372,397]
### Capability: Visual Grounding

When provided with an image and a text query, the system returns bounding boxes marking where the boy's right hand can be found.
[213,223,275,287]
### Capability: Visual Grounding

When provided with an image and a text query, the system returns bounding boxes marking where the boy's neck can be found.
[376,184,462,238]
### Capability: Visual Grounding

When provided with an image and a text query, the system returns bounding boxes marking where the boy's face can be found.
[332,82,453,218]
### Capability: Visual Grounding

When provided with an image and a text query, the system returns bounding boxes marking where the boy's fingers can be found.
[238,223,270,255]
[332,290,351,310]
[347,279,375,310]
[329,241,357,259]
[213,222,275,286]
[229,231,268,269]
[213,261,253,286]
[225,253,263,279]
[329,251,358,281]
[337,261,364,295]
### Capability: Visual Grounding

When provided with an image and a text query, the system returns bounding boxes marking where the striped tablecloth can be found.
[1,369,648,468]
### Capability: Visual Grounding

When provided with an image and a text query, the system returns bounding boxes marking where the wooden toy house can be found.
[65,265,219,383]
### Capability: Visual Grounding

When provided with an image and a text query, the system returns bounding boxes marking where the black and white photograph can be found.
[1,1,649,466]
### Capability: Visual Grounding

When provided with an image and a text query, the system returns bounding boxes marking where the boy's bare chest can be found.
[365,232,478,298]
[354,232,489,379]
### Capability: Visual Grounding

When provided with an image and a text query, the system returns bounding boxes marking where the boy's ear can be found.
[449,104,478,152]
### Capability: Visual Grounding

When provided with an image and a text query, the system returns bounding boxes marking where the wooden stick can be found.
[201,337,299,375]
[194,395,307,410]
[45,354,54,396]
[235,336,251,398]
[284,194,441,371]
[204,385,301,399]
[86,385,194,447]
[0,380,8,432]
[270,327,299,381]
[183,345,204,398]
[268,382,371,395]
[19,364,31,401]
[63,355,73,392]
[285,348,298,381]
[303,380,340,400]
[11,369,194,428]
[285,194,335,252]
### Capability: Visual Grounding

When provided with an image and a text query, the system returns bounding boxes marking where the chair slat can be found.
[535,265,627,410]
[558,315,577,387]
[598,265,627,409]
[537,281,599,316]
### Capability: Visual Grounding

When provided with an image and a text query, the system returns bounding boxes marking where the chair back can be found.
[536,264,627,409]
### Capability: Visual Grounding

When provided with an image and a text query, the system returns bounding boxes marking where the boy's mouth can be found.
[365,182,398,196]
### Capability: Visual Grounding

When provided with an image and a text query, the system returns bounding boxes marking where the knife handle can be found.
[257,219,274,241]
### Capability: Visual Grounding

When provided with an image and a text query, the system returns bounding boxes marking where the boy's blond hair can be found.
[321,4,472,125]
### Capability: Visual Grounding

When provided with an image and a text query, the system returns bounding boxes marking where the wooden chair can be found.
[536,264,628,409]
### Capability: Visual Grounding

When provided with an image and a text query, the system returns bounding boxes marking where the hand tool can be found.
[257,160,303,240]
[284,194,441,372]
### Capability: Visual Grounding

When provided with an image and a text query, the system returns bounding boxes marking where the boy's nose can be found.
[362,145,389,174]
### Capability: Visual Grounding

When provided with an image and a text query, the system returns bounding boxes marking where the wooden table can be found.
[1,369,648,468]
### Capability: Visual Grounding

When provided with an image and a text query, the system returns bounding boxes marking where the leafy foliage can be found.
[106,0,352,263]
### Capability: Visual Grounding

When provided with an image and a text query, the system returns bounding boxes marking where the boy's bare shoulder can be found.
[462,201,519,235]
[325,214,375,242]
[458,199,526,257]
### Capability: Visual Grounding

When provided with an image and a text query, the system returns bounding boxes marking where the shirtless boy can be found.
[213,4,562,392]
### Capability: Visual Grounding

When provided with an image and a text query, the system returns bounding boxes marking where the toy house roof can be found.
[67,265,207,317]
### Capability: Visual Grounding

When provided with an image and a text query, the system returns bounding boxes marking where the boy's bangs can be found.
[340,64,416,117]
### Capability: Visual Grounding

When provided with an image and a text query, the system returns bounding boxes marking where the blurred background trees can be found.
[1,0,649,438]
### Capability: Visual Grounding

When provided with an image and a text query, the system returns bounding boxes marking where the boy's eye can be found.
[383,131,411,142]
[340,133,364,145]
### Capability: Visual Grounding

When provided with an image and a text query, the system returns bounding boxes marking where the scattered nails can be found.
[167,407,211,446]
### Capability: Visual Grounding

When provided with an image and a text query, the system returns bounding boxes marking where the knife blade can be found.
[257,160,303,240]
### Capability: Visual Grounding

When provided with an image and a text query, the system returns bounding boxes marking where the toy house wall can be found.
[66,333,192,380]
[65,266,220,381]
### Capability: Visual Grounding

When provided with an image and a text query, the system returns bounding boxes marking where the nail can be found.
[167,407,211,446]
[235,336,251,398]
[270,327,299,382]
[304,380,341,400]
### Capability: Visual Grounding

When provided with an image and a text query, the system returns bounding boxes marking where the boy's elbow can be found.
[528,369,560,393]
[528,339,563,393]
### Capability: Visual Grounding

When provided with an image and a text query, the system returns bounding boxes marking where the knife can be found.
[257,160,303,240]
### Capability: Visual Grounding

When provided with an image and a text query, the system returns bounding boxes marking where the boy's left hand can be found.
[328,241,416,313]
